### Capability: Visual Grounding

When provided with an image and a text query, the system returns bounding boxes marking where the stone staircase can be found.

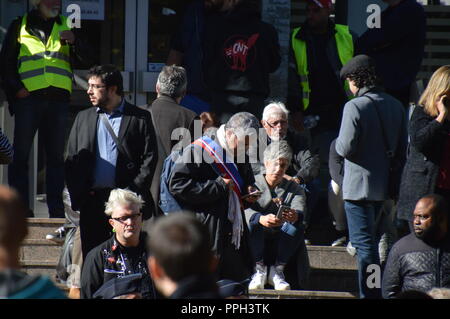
[21,219,65,278]
[21,218,359,299]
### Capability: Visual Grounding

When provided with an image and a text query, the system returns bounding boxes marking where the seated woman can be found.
[245,141,307,291]
[80,189,155,299]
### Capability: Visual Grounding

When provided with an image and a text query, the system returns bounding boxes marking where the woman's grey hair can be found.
[156,65,187,99]
[225,112,260,139]
[262,101,289,121]
[263,140,292,164]
[104,188,145,216]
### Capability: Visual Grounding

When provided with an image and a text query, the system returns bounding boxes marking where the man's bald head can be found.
[0,186,28,250]
[413,194,449,241]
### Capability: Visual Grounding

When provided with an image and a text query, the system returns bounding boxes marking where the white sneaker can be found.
[346,241,357,257]
[248,263,267,290]
[268,265,290,290]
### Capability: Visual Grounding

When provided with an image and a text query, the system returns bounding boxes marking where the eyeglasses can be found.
[111,213,142,223]
[266,120,288,128]
[87,84,107,90]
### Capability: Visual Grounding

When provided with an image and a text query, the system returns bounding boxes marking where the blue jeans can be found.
[344,200,383,299]
[8,95,68,217]
[249,221,304,265]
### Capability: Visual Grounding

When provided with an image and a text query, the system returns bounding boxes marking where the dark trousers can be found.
[80,189,113,259]
[301,179,321,228]
[249,222,304,265]
[8,95,68,217]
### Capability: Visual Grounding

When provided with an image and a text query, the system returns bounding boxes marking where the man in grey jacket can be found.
[336,55,407,298]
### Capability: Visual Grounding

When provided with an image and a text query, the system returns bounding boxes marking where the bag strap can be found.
[364,95,395,159]
[99,113,135,169]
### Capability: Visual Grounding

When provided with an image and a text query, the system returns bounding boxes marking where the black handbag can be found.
[365,95,404,200]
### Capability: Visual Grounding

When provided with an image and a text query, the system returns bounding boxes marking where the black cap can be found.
[340,55,375,80]
[93,273,143,299]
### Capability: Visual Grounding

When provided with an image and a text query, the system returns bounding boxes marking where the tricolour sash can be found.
[192,136,244,199]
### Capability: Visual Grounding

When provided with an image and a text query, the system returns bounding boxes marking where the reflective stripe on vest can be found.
[291,24,354,111]
[18,14,73,93]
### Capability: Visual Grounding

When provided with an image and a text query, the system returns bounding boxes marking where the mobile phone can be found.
[276,205,290,220]
[241,190,262,199]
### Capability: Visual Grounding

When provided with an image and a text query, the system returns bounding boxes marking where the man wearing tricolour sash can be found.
[168,112,261,282]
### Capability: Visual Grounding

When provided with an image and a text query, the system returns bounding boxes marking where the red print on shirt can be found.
[223,33,259,72]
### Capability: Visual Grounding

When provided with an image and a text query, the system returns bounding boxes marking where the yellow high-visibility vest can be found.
[18,14,73,93]
[291,24,354,111]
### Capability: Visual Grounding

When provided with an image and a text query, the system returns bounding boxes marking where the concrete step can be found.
[308,268,358,293]
[26,218,66,240]
[306,245,358,292]
[20,239,62,262]
[20,260,57,278]
[307,245,357,270]
[249,289,357,299]
[21,221,360,294]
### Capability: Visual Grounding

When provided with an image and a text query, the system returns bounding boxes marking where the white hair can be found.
[104,188,145,216]
[262,101,289,121]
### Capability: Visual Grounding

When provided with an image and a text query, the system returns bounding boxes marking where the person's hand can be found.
[60,30,75,45]
[282,209,298,223]
[259,214,283,228]
[243,185,261,204]
[437,95,449,123]
[16,88,30,99]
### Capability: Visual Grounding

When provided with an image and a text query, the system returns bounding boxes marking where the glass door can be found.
[0,0,150,213]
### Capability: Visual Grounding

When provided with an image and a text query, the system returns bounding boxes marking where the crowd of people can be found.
[0,0,449,300]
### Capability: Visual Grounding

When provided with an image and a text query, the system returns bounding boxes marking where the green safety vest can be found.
[17,14,73,93]
[291,24,354,111]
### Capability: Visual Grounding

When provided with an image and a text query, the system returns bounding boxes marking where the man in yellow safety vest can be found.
[0,0,91,218]
[287,0,356,244]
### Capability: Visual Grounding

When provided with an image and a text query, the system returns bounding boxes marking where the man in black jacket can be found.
[0,0,92,217]
[143,65,199,217]
[168,112,261,282]
[355,0,426,108]
[382,194,450,298]
[203,0,281,123]
[288,0,356,135]
[65,65,157,259]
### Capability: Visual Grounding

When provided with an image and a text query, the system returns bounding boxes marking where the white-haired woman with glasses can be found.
[80,188,156,299]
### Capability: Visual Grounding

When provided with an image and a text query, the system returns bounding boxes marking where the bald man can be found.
[382,194,450,298]
[0,186,66,298]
